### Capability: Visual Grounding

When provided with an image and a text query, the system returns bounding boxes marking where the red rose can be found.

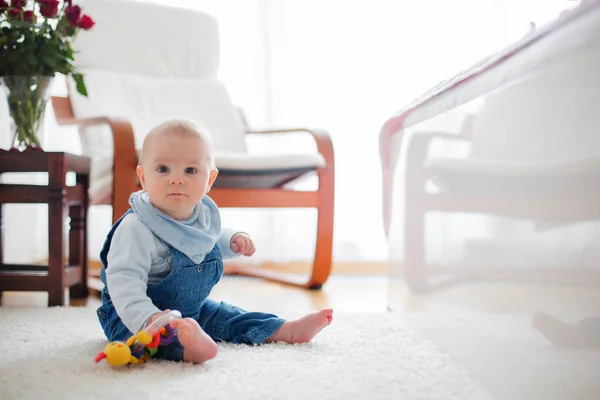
[11,0,26,8]
[38,0,59,17]
[64,4,94,29]
[8,7,19,16]
[23,9,35,22]
[78,14,94,29]
[0,1,8,11]
[65,4,80,26]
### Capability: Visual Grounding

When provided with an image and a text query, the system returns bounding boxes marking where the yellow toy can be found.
[95,310,182,367]
[95,330,154,367]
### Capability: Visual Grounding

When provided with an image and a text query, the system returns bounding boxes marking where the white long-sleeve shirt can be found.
[105,192,239,333]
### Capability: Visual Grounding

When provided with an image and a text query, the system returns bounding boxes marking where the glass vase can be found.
[1,76,54,151]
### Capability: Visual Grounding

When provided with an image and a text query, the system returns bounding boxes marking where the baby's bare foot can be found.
[267,309,333,344]
[172,318,218,363]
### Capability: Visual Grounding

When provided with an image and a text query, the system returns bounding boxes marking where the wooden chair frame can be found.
[51,96,335,290]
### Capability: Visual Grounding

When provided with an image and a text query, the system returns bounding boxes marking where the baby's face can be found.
[137,133,217,220]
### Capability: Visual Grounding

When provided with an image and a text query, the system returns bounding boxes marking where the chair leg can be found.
[112,196,130,224]
[225,166,335,290]
[224,199,334,289]
[112,172,139,224]
[111,182,139,224]
[68,203,88,299]
[306,176,335,289]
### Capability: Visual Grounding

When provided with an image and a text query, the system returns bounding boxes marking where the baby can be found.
[96,118,333,363]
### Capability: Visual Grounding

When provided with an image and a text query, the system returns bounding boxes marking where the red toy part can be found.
[146,332,161,349]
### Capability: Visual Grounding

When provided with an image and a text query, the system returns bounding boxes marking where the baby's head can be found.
[137,117,218,220]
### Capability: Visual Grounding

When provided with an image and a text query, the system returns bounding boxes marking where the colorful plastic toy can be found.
[95,310,182,367]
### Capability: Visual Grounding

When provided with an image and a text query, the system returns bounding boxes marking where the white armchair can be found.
[51,0,335,289]
[380,4,600,290]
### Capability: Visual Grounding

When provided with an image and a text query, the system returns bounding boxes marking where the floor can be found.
[3,271,599,318]
[1,274,388,315]
[2,272,599,399]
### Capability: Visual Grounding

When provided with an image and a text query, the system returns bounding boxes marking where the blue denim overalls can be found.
[96,209,285,361]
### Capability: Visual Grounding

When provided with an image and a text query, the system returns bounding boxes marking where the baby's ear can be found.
[136,165,146,188]
[207,169,219,191]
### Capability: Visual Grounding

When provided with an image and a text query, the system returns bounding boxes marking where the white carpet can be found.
[404,308,600,400]
[0,306,490,400]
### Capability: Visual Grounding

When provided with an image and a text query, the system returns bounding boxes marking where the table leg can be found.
[69,202,88,299]
[48,156,66,307]
[0,204,3,265]
[48,200,66,306]
[0,204,3,304]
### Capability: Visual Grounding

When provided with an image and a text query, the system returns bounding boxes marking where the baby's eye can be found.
[156,165,170,173]
[185,167,197,174]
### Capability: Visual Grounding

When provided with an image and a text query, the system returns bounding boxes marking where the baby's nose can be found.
[169,177,184,185]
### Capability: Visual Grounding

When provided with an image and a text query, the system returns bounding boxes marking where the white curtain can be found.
[0,0,578,264]
[189,0,575,264]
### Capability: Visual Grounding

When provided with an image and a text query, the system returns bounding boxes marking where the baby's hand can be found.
[230,233,255,256]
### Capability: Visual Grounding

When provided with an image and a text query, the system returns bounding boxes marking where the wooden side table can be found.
[0,150,90,306]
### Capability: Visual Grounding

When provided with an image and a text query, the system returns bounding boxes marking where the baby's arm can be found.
[105,214,161,333]
[217,228,241,259]
[218,228,255,258]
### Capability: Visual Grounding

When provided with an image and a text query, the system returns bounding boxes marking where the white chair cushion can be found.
[215,151,325,171]
[88,154,116,205]
[68,70,248,155]
[67,0,326,203]
[75,0,219,79]
[468,41,600,163]
[425,157,600,196]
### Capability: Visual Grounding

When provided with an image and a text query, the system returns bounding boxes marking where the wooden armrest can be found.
[247,128,334,167]
[54,115,138,208]
[54,116,137,168]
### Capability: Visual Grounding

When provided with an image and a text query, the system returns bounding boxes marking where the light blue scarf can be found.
[129,190,221,263]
